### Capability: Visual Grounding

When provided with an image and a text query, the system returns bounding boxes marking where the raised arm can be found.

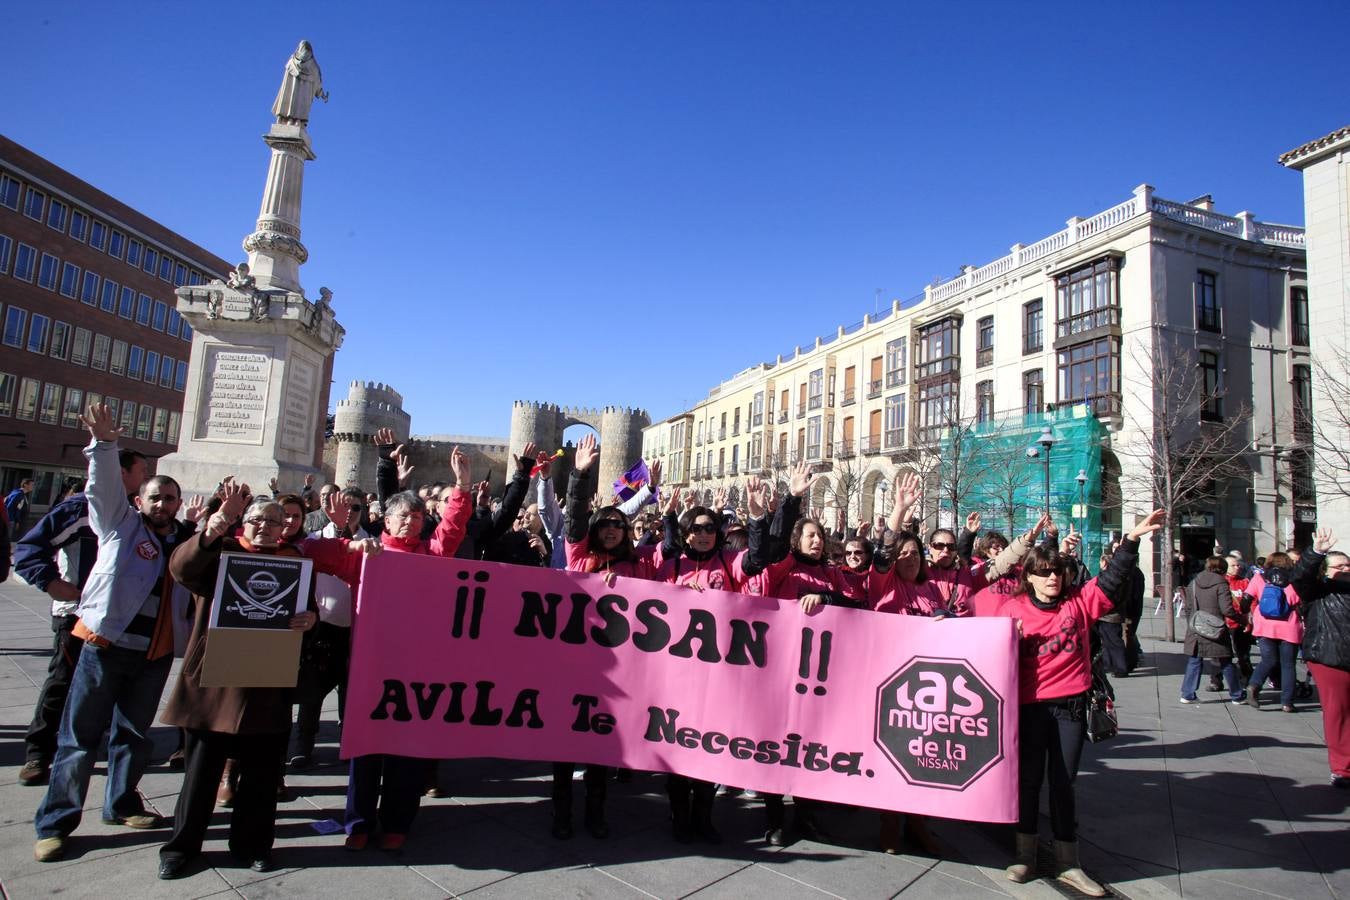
[534,454,565,545]
[887,471,922,535]
[1292,528,1335,603]
[1097,510,1162,604]
[429,447,474,557]
[79,403,134,538]
[483,442,537,545]
[957,512,979,564]
[373,427,402,504]
[564,434,599,544]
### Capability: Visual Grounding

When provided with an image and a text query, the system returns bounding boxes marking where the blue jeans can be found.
[34,645,172,838]
[1251,637,1299,706]
[1181,654,1242,701]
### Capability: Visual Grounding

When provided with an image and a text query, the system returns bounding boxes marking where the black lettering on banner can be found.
[633,599,671,651]
[591,595,630,646]
[370,680,412,721]
[515,591,563,638]
[504,689,544,728]
[668,608,722,662]
[642,706,864,775]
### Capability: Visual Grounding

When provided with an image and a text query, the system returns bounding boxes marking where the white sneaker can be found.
[1179,697,1199,704]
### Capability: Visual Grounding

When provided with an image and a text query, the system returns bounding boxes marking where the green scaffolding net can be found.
[936,406,1106,575]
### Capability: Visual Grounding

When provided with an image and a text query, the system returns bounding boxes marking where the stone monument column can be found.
[156,40,343,499]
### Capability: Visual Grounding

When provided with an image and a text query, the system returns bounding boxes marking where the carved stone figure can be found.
[306,287,332,334]
[249,292,271,322]
[206,291,223,320]
[272,40,328,125]
[227,262,256,291]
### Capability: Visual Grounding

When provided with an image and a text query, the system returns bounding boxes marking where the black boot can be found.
[584,765,609,838]
[667,775,694,843]
[551,763,574,839]
[691,780,721,844]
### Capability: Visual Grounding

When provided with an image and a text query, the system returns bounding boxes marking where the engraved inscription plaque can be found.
[280,355,318,454]
[194,346,272,445]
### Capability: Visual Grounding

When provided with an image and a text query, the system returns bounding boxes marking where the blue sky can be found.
[5,1,1346,437]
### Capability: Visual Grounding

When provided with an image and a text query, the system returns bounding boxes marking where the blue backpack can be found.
[1258,568,1291,620]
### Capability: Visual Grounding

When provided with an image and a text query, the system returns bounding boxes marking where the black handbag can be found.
[1085,656,1118,743]
[1190,609,1227,642]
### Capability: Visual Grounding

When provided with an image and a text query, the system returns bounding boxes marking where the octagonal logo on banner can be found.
[874,656,1004,790]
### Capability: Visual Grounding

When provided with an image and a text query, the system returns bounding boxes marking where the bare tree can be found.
[822,452,867,533]
[931,410,1000,533]
[1309,347,1350,500]
[975,417,1043,536]
[1116,332,1258,642]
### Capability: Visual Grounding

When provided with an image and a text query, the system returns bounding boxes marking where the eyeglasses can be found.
[597,520,626,530]
[1029,566,1064,577]
[844,550,868,557]
[687,522,719,535]
[930,542,955,551]
[244,517,283,528]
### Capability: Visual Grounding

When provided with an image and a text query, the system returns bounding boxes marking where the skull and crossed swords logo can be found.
[225,568,299,621]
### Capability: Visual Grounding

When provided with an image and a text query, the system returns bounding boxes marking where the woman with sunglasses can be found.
[158,484,380,879]
[651,485,773,843]
[1000,508,1164,896]
[551,433,660,841]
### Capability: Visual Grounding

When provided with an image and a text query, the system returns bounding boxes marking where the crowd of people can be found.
[1,402,1346,896]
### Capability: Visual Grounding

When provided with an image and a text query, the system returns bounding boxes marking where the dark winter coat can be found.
[1184,570,1237,659]
[1291,551,1350,670]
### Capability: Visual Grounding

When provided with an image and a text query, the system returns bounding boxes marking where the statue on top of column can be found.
[272,40,329,126]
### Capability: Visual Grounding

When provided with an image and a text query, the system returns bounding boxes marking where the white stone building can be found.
[643,185,1308,588]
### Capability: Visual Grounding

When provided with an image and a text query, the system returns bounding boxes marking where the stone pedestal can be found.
[155,282,344,499]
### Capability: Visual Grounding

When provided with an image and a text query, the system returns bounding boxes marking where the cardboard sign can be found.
[200,553,312,688]
[343,553,1020,822]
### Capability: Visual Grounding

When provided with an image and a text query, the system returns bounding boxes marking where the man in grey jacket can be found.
[33,404,195,863]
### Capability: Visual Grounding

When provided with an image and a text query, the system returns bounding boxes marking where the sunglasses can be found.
[597,519,626,530]
[687,522,719,535]
[244,517,283,528]
[930,542,955,551]
[1029,566,1065,577]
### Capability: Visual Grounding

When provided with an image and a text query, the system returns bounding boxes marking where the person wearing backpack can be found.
[1244,551,1304,712]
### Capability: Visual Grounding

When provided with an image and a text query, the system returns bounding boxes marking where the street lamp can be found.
[1025,426,1056,518]
[878,479,888,531]
[1075,468,1088,540]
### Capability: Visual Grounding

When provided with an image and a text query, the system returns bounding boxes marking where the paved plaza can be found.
[0,577,1345,899]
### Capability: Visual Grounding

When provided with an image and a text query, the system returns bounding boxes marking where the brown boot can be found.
[1005,832,1038,882]
[1054,840,1106,897]
[216,759,237,808]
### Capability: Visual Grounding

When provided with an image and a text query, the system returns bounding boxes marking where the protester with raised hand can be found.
[33,404,194,865]
[157,482,373,879]
[1289,528,1350,789]
[1243,551,1304,712]
[1000,508,1162,896]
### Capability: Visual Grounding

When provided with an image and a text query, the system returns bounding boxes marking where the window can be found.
[27,314,51,354]
[61,388,84,429]
[750,432,762,469]
[885,394,906,448]
[730,444,740,474]
[127,345,144,380]
[152,408,168,443]
[14,243,36,281]
[0,173,19,209]
[173,263,187,286]
[89,220,108,250]
[842,366,857,404]
[85,392,101,413]
[142,247,158,274]
[105,397,120,423]
[167,411,181,444]
[174,359,187,390]
[180,319,193,341]
[3,307,27,347]
[1057,336,1121,415]
[91,334,111,370]
[1290,287,1309,346]
[158,255,172,282]
[108,229,125,259]
[69,209,88,241]
[976,316,994,368]
[16,378,40,420]
[144,350,159,384]
[47,199,68,232]
[1292,364,1312,437]
[1023,299,1043,354]
[136,294,152,326]
[126,239,142,268]
[752,391,764,427]
[80,270,99,305]
[916,317,960,379]
[868,357,883,398]
[1023,369,1044,416]
[0,371,14,417]
[71,327,91,366]
[1055,258,1120,338]
[119,286,135,319]
[166,308,181,336]
[37,253,60,290]
[119,401,137,435]
[160,356,174,388]
[806,416,822,459]
[975,380,994,423]
[100,279,118,313]
[189,271,203,286]
[48,321,71,360]
[110,340,128,375]
[1196,271,1220,332]
[39,383,61,425]
[808,369,823,410]
[23,187,45,221]
[0,234,10,274]
[1199,350,1222,421]
[886,337,907,387]
[732,406,741,436]
[152,301,168,331]
[59,262,80,298]
[916,380,958,444]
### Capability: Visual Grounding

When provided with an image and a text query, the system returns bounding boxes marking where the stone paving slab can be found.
[1,581,1347,898]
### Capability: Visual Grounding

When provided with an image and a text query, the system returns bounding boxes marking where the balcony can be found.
[752,414,763,427]
[718,427,726,441]
[976,347,993,368]
[1197,306,1222,333]
[861,434,881,454]
[806,444,821,461]
[808,395,822,411]
[867,379,882,399]
[732,426,740,437]
[841,389,856,406]
[885,428,904,449]
[886,371,904,389]
[1056,306,1120,340]
[834,440,856,459]
[797,403,806,419]
[777,410,788,424]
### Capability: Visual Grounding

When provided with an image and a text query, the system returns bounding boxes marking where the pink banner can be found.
[342,552,1020,822]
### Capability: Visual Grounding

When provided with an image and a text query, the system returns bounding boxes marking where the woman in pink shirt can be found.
[1244,551,1304,712]
[1000,508,1164,897]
